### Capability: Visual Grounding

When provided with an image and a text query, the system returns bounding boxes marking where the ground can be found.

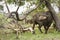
[0,28,60,40]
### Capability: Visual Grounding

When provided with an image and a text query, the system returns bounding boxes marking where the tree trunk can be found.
[42,0,60,31]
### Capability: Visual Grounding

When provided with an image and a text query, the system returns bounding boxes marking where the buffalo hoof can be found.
[32,31,35,34]
[40,31,43,33]
[45,32,47,34]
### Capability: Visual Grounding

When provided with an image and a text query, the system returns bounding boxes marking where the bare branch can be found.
[5,0,10,13]
[5,0,42,21]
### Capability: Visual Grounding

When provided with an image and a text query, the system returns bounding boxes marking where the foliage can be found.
[7,0,13,4]
[0,14,11,26]
[0,5,3,10]
[6,0,25,6]
[0,0,2,1]
[58,0,60,6]
[0,14,5,26]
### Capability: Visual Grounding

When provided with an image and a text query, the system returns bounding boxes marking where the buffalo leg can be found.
[44,26,50,34]
[32,22,35,34]
[38,25,43,33]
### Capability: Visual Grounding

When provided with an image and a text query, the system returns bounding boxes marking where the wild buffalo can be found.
[26,11,55,34]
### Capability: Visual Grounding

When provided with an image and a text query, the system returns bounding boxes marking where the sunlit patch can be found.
[23,27,34,32]
[39,16,47,20]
